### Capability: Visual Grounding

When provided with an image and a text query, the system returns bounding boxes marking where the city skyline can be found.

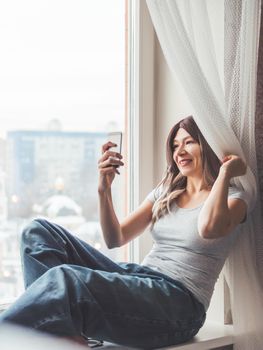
[0,122,126,301]
[0,118,122,141]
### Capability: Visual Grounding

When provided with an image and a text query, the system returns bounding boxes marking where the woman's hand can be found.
[220,155,247,179]
[98,141,124,193]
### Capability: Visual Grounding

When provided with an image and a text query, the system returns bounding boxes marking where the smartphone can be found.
[107,132,122,155]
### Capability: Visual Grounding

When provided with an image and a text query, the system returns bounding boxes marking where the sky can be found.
[0,0,125,138]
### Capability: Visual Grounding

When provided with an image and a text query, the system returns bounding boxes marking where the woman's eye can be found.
[186,140,194,144]
[173,145,178,149]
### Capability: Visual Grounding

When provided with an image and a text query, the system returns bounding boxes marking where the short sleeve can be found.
[146,185,163,203]
[228,186,252,220]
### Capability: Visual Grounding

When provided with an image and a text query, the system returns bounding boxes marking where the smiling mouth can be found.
[179,159,192,166]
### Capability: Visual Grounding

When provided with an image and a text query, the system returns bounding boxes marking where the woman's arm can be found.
[99,192,153,248]
[98,141,153,248]
[198,155,247,239]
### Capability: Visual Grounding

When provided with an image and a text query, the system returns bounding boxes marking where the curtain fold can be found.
[146,1,263,349]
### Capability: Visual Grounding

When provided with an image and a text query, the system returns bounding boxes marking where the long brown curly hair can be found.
[151,116,221,228]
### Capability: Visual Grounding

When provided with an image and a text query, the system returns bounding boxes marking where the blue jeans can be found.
[0,219,206,349]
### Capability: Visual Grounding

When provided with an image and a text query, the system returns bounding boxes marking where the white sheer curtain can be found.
[146,0,263,349]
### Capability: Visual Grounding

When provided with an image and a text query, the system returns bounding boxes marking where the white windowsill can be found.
[160,323,234,350]
[101,323,234,349]
[0,317,233,350]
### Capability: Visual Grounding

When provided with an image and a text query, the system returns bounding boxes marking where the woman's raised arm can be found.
[197,155,247,239]
[98,142,153,248]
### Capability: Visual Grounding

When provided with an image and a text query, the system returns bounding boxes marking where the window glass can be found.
[0,0,127,301]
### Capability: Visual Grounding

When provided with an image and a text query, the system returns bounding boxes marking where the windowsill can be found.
[0,319,233,349]
[100,323,234,349]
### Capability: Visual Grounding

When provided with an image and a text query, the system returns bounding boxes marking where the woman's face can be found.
[173,128,202,177]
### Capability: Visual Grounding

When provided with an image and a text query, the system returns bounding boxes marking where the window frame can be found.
[127,0,155,263]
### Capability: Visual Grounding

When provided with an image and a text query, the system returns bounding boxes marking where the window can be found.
[0,0,127,302]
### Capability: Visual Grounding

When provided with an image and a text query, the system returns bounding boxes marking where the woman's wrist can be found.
[218,166,231,182]
[98,187,111,196]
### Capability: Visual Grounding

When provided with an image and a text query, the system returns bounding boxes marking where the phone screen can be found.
[107,132,122,154]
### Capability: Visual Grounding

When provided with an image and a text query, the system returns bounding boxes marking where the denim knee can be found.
[37,264,74,295]
[39,264,89,304]
[21,219,43,245]
[21,218,64,249]
[44,264,82,287]
[43,264,69,281]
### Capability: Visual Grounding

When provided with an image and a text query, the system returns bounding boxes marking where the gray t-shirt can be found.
[141,185,250,310]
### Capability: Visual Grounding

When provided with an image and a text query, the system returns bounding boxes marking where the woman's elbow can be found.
[198,224,216,239]
[198,227,217,239]
[106,242,116,249]
[105,240,122,249]
[198,220,230,239]
[103,229,124,249]
[105,235,125,249]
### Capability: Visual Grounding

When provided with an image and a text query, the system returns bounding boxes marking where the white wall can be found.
[154,38,194,185]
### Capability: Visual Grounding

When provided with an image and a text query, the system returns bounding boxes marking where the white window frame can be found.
[127,0,155,263]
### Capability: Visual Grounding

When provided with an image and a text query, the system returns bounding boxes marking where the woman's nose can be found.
[176,144,186,155]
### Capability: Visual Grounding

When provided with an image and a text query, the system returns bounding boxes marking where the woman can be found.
[0,116,249,349]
